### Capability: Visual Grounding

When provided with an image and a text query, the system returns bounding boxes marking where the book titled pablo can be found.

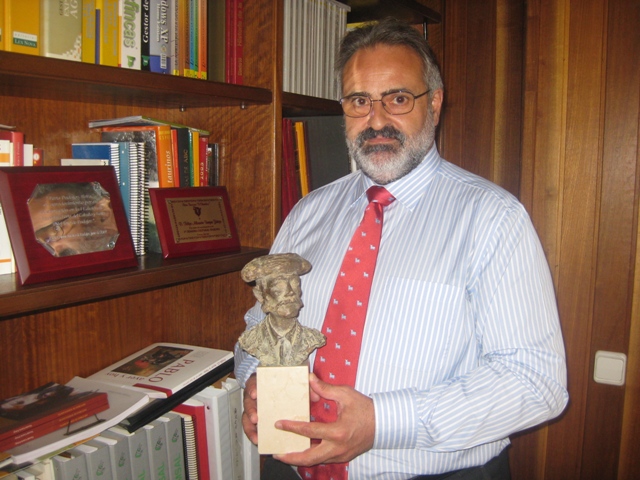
[87,343,234,397]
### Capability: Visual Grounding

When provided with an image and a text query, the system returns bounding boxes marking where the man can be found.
[238,253,326,367]
[235,17,568,479]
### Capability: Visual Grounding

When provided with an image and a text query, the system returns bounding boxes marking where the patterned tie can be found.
[298,186,395,480]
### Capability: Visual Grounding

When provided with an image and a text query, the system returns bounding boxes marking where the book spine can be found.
[40,0,82,61]
[225,0,234,83]
[0,0,5,51]
[173,401,210,480]
[145,420,170,480]
[177,0,188,76]
[197,0,207,79]
[156,125,175,187]
[191,130,200,186]
[4,0,40,56]
[141,0,151,70]
[53,450,89,480]
[233,0,243,85]
[81,440,114,479]
[120,0,142,69]
[0,202,15,276]
[198,134,208,186]
[149,0,172,74]
[0,398,109,450]
[82,0,97,63]
[163,412,186,480]
[100,0,119,66]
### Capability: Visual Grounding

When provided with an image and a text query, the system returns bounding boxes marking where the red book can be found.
[174,399,210,480]
[233,0,244,85]
[0,396,109,450]
[199,135,209,186]
[0,382,109,444]
[0,130,24,166]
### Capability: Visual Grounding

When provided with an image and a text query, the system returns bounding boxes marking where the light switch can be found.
[594,350,627,386]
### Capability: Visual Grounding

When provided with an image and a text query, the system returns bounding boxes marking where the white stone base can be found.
[257,364,310,454]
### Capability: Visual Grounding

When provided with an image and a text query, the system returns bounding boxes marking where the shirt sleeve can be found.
[372,205,568,451]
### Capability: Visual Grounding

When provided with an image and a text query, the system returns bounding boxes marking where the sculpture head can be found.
[241,253,312,320]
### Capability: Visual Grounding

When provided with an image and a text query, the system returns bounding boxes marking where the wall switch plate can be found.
[594,350,627,386]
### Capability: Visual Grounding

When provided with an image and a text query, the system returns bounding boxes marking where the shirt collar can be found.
[354,144,441,210]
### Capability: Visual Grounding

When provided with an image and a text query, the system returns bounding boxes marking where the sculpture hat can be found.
[241,253,311,283]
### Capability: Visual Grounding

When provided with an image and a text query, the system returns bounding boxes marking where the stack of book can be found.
[1,342,257,480]
[282,0,351,99]
[67,116,221,256]
[1,0,245,84]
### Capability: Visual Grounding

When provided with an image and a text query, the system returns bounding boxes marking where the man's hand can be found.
[273,373,375,467]
[242,373,258,445]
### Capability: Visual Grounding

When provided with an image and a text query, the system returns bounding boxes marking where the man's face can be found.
[258,274,303,319]
[342,44,443,185]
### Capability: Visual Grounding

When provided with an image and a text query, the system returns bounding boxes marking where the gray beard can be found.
[346,109,436,185]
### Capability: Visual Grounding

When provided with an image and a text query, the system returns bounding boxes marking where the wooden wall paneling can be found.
[584,0,640,477]
[441,0,468,165]
[492,0,524,197]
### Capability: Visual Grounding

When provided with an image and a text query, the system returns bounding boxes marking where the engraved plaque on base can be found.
[257,364,310,455]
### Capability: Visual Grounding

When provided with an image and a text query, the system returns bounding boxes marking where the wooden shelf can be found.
[0,247,268,319]
[0,51,272,110]
[282,92,343,116]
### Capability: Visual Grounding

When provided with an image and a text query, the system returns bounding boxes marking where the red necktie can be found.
[299,186,395,480]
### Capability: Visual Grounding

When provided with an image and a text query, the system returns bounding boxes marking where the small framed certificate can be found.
[149,187,241,259]
[0,166,137,285]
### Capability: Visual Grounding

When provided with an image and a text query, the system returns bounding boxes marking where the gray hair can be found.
[335,17,443,97]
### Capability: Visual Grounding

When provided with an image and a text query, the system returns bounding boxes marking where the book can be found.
[145,418,170,480]
[52,448,89,480]
[173,399,209,480]
[88,115,210,135]
[293,120,311,196]
[0,130,24,166]
[172,411,196,479]
[81,439,114,479]
[197,0,207,79]
[0,0,5,51]
[5,377,149,465]
[207,0,226,83]
[120,0,142,69]
[103,425,151,480]
[91,433,131,480]
[0,382,108,444]
[4,0,40,56]
[149,0,172,74]
[161,412,185,480]
[99,0,119,66]
[0,201,15,276]
[222,378,244,480]
[175,0,189,76]
[40,0,82,61]
[140,0,151,70]
[0,396,109,451]
[173,126,191,187]
[81,0,98,63]
[71,142,120,176]
[88,343,234,397]
[22,144,33,167]
[193,384,231,479]
[60,158,110,166]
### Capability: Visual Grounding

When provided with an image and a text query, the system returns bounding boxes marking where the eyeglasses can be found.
[339,90,430,118]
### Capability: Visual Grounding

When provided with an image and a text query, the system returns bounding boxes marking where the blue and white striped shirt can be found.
[235,146,568,479]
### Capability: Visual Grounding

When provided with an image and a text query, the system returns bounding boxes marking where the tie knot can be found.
[367,186,395,207]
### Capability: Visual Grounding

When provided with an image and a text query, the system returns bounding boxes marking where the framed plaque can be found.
[0,166,137,285]
[149,187,241,259]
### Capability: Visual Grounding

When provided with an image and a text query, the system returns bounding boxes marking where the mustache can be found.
[356,126,406,148]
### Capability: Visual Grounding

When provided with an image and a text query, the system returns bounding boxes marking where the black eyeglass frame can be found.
[339,89,431,118]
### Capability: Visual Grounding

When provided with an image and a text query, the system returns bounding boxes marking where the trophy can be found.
[239,253,325,454]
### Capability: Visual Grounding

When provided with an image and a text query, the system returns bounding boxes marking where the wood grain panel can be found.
[582,0,640,477]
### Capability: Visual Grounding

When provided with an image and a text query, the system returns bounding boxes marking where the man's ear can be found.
[430,88,444,126]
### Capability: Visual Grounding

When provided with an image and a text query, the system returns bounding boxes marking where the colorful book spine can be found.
[149,0,172,74]
[40,0,82,61]
[81,0,98,63]
[120,0,142,69]
[4,0,40,56]
[141,0,151,70]
[100,0,119,66]
[176,0,189,76]
[197,0,207,79]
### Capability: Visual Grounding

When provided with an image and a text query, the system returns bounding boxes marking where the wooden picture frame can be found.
[149,187,241,259]
[0,166,137,285]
